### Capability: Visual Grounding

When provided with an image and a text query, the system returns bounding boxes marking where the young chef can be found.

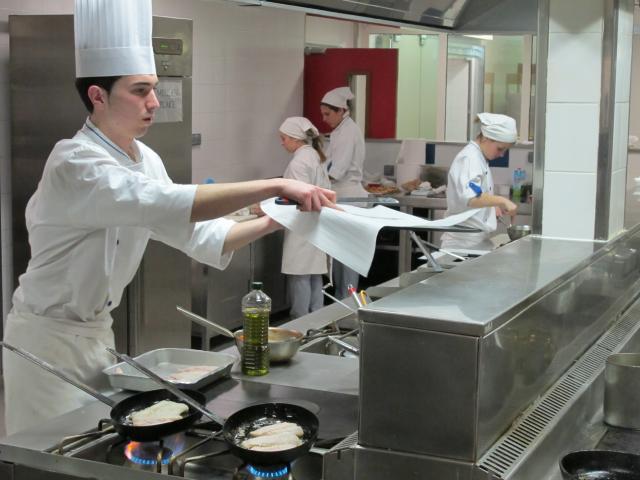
[279,117,332,318]
[440,113,519,252]
[320,87,367,299]
[2,0,335,436]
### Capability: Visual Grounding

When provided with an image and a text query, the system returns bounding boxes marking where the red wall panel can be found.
[304,48,398,139]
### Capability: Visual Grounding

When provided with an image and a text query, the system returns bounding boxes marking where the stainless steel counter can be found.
[363,234,604,336]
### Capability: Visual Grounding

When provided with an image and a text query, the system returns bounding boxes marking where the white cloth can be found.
[327,116,367,200]
[75,0,156,77]
[5,119,235,433]
[322,87,354,109]
[477,112,517,143]
[262,199,479,277]
[279,117,319,141]
[281,145,330,275]
[440,141,496,251]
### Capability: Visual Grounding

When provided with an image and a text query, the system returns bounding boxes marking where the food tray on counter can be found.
[103,348,237,392]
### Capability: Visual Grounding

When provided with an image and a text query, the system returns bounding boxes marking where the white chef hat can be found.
[279,117,319,140]
[74,0,156,78]
[477,113,518,143]
[321,87,355,110]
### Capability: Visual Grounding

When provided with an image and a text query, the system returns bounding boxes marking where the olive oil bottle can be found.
[241,281,271,376]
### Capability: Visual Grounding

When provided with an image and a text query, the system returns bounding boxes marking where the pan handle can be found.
[106,348,226,426]
[0,341,116,408]
[176,306,235,338]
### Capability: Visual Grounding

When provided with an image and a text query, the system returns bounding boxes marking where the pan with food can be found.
[108,349,320,465]
[223,402,319,465]
[0,341,206,442]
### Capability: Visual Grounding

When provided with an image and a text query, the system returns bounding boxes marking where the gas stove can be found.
[0,379,357,480]
[54,420,323,480]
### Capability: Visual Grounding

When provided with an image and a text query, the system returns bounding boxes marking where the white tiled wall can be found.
[542,0,605,239]
[544,103,599,173]
[542,171,597,239]
[0,0,306,320]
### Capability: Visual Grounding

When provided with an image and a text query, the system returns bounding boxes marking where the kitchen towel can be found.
[262,198,480,276]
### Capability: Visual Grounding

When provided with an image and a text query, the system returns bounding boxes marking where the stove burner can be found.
[246,463,290,479]
[125,442,173,466]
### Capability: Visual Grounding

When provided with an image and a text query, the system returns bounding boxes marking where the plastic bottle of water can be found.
[241,282,271,376]
[512,168,523,202]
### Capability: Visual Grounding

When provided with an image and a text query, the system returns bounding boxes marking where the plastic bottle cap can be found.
[251,281,263,290]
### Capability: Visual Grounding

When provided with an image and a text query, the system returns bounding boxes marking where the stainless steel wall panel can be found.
[354,446,476,480]
[358,322,479,460]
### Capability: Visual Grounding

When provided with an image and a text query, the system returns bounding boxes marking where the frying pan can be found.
[559,450,640,479]
[0,341,205,442]
[110,349,320,465]
[222,403,319,465]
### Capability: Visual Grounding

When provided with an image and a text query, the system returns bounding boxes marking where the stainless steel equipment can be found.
[102,347,235,392]
[250,0,537,31]
[604,353,640,430]
[9,15,193,355]
[322,225,640,479]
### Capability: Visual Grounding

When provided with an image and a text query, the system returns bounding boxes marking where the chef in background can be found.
[440,113,518,252]
[320,87,367,299]
[279,117,332,318]
[2,0,335,436]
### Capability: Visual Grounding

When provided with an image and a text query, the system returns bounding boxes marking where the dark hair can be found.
[74,76,122,113]
[306,129,327,163]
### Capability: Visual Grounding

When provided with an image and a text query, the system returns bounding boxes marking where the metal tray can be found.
[103,348,237,392]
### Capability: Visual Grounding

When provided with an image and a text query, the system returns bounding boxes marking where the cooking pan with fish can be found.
[0,341,206,442]
[222,402,319,466]
[559,450,640,479]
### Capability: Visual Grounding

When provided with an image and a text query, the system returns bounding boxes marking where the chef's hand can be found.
[249,203,265,216]
[280,179,337,212]
[499,198,518,216]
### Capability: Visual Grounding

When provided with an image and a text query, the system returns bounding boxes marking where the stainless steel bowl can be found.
[234,327,304,362]
[507,224,532,241]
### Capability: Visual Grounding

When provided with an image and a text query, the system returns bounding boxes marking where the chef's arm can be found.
[222,216,282,254]
[468,193,518,215]
[190,178,336,222]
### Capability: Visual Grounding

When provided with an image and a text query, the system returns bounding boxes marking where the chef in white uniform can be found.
[279,117,332,318]
[440,113,518,252]
[2,0,335,436]
[320,87,367,299]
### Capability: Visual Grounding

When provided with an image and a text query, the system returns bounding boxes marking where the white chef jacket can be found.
[326,115,368,199]
[281,145,331,275]
[440,141,497,251]
[4,118,235,435]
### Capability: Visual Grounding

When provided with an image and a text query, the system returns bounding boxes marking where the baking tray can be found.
[103,348,237,392]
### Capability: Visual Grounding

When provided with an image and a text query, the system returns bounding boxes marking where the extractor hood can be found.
[246,0,534,30]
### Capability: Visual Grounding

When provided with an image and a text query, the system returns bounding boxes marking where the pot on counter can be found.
[604,353,640,430]
[177,306,304,362]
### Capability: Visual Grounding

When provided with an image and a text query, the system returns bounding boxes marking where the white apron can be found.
[281,145,331,275]
[326,115,368,202]
[3,310,115,436]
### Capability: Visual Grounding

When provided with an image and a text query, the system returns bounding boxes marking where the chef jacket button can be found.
[107,301,112,306]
